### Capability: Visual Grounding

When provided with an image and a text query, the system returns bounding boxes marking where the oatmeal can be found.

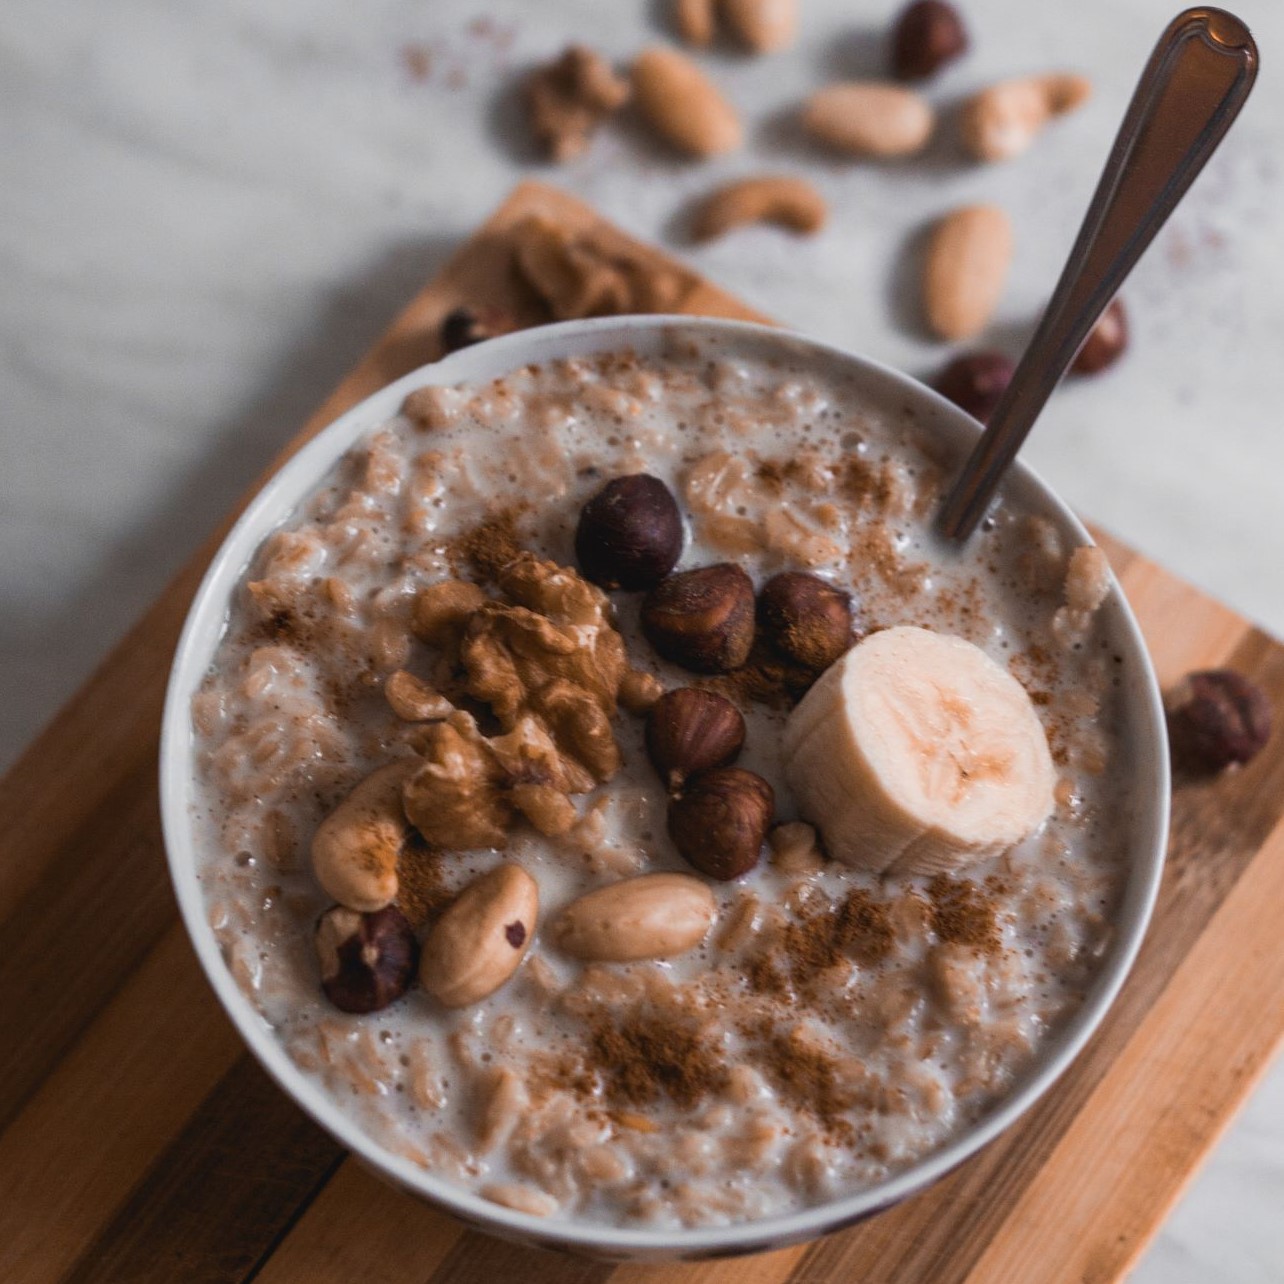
[191,336,1129,1228]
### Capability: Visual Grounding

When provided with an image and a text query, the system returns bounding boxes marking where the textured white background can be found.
[2,1,1282,1277]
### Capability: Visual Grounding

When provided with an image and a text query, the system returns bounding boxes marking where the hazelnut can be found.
[891,0,969,81]
[646,687,746,792]
[439,306,509,355]
[757,572,853,672]
[315,904,419,1014]
[932,351,1015,425]
[1165,669,1272,772]
[1072,299,1129,375]
[642,563,755,673]
[667,766,774,880]
[575,473,684,590]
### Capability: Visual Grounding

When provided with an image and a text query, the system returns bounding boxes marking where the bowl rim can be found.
[160,314,1170,1257]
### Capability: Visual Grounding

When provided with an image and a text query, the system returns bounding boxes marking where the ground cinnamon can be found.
[447,509,525,581]
[587,1009,729,1111]
[771,888,895,990]
[395,831,450,929]
[928,875,1000,954]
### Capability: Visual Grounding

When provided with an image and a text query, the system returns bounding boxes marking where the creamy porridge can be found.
[190,335,1127,1228]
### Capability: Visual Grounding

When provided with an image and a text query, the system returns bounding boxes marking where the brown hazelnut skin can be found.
[646,687,746,793]
[1071,299,1129,375]
[891,0,969,81]
[575,474,684,590]
[667,766,774,880]
[641,563,755,673]
[932,351,1015,425]
[315,904,419,1014]
[757,572,854,672]
[1166,669,1272,772]
[439,306,509,355]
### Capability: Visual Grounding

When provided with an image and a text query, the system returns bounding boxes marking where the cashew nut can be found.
[960,73,1092,163]
[691,176,828,242]
[310,761,416,912]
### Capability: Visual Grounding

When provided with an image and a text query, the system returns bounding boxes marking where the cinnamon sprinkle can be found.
[928,875,1000,954]
[586,1009,729,1111]
[395,831,450,929]
[447,509,525,581]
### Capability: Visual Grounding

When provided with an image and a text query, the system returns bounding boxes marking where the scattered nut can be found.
[575,473,684,590]
[757,571,853,672]
[1165,670,1272,772]
[642,563,756,673]
[932,351,1015,423]
[631,47,744,158]
[315,904,418,1014]
[525,45,631,162]
[618,669,665,714]
[385,669,453,722]
[553,872,717,961]
[674,0,717,47]
[646,687,746,792]
[412,579,487,647]
[960,73,1092,163]
[691,175,828,242]
[768,821,825,874]
[1072,298,1129,375]
[311,761,416,912]
[891,0,969,80]
[923,204,1013,341]
[802,83,935,158]
[438,306,510,355]
[722,0,798,54]
[668,766,774,879]
[419,864,539,1008]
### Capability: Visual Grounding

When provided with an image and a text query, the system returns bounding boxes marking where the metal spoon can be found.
[937,7,1259,542]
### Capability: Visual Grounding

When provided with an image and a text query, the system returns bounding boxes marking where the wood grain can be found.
[3,181,1282,1284]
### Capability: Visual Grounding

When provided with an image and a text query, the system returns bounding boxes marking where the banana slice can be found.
[782,626,1055,876]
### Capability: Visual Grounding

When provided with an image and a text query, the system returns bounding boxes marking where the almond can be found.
[419,864,538,1008]
[960,73,1092,163]
[631,47,743,158]
[553,872,717,961]
[802,82,935,157]
[923,204,1013,341]
[673,0,717,47]
[722,0,798,54]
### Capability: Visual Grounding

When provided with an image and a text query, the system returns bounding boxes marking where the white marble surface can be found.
[2,0,1282,1276]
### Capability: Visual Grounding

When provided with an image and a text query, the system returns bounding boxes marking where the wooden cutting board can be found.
[3,180,1283,1284]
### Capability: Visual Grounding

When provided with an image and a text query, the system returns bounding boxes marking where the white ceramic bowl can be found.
[161,316,1170,1261]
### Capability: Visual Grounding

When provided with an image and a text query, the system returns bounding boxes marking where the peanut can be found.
[631,47,743,158]
[691,175,827,242]
[419,864,538,1007]
[553,872,717,962]
[960,73,1092,163]
[923,204,1013,341]
[802,82,934,157]
[722,0,798,54]
[310,761,416,912]
[674,0,717,46]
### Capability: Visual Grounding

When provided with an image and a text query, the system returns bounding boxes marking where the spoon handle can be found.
[937,7,1258,542]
